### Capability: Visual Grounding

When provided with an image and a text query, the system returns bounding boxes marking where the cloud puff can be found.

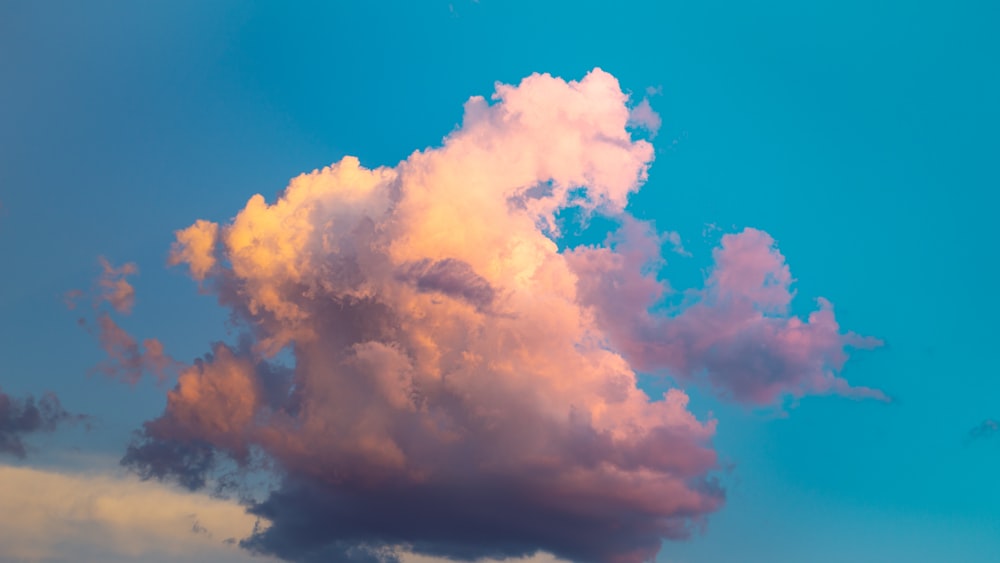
[0,388,83,458]
[70,258,181,385]
[92,314,179,385]
[97,257,139,314]
[967,419,998,443]
[168,220,219,282]
[0,463,272,563]
[124,69,879,562]
[627,98,662,137]
[568,222,886,405]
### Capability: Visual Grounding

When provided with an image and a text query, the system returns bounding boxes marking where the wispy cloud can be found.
[97,256,139,314]
[69,258,181,385]
[0,389,85,459]
[627,97,662,137]
[966,419,998,443]
[92,314,179,385]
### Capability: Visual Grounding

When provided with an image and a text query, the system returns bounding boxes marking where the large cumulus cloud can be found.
[123,69,882,562]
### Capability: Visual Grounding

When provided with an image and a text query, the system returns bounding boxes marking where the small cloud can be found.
[967,419,999,443]
[63,289,85,310]
[191,516,211,537]
[91,313,180,385]
[702,222,723,239]
[627,98,661,137]
[73,258,181,386]
[97,257,139,314]
[664,231,691,257]
[0,388,87,458]
[0,464,265,562]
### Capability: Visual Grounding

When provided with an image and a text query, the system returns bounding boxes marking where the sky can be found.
[1,1,998,562]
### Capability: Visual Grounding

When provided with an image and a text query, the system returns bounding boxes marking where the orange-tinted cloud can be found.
[72,258,181,385]
[93,314,178,385]
[98,256,139,314]
[169,219,219,282]
[125,69,880,562]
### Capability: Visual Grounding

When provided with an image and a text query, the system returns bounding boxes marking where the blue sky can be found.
[1,1,998,562]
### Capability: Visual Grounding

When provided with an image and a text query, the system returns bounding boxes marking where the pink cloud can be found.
[126,69,720,563]
[71,258,181,385]
[119,68,882,562]
[568,225,885,405]
[91,314,178,385]
[97,257,139,314]
[627,97,662,137]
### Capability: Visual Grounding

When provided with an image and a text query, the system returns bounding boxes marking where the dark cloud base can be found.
[240,474,721,563]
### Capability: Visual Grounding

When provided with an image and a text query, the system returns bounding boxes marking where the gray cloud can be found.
[967,419,998,443]
[0,388,84,458]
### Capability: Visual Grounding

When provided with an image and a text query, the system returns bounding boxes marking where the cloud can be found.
[0,388,84,458]
[70,258,182,385]
[0,463,272,563]
[91,314,179,385]
[627,98,662,137]
[967,419,998,443]
[568,223,886,405]
[121,68,879,562]
[168,219,219,282]
[97,256,139,314]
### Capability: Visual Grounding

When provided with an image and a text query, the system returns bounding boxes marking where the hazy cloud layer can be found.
[122,69,881,562]
[0,464,272,563]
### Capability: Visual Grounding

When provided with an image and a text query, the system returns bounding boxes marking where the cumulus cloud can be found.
[0,463,272,563]
[0,388,83,458]
[122,68,880,562]
[168,219,219,282]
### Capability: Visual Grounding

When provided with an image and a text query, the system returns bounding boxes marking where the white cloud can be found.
[0,464,274,563]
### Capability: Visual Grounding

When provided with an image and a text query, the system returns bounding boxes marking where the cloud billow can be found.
[123,69,882,562]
